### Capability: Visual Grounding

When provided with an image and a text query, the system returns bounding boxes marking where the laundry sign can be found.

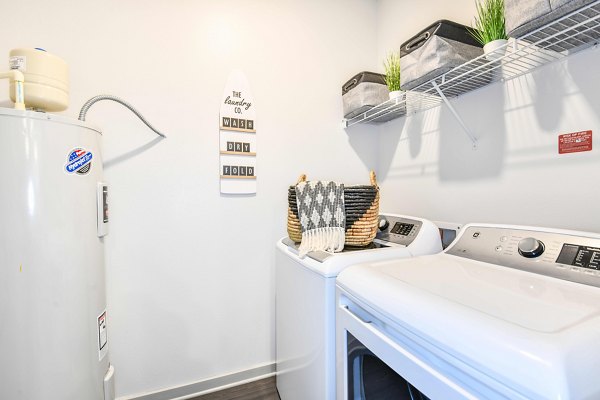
[559,130,592,154]
[219,70,256,194]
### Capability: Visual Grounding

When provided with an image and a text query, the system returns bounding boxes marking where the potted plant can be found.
[469,0,508,61]
[383,52,402,100]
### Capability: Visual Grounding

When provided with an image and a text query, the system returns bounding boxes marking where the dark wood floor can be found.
[189,376,280,400]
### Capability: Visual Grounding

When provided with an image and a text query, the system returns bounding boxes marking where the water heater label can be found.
[65,148,93,175]
[98,310,108,361]
[9,55,26,71]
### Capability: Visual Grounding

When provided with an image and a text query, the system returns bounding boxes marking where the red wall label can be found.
[558,130,592,154]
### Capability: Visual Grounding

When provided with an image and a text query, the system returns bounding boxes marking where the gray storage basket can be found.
[342,71,389,119]
[400,20,484,92]
[506,0,599,51]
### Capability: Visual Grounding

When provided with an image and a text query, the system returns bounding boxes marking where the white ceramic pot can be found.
[389,90,403,100]
[483,39,508,62]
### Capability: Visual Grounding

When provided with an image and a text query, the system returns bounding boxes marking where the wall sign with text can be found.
[219,70,257,194]
[558,130,592,154]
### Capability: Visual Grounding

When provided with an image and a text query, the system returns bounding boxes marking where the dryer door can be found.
[347,331,430,399]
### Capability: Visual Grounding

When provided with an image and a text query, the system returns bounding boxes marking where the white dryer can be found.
[336,223,600,400]
[276,214,445,400]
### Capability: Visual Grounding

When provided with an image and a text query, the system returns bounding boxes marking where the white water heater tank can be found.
[0,108,113,399]
[9,48,69,111]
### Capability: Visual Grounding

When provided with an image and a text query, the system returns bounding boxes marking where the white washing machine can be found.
[336,223,600,400]
[275,214,444,400]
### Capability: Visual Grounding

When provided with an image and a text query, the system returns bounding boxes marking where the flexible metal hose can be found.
[78,95,167,138]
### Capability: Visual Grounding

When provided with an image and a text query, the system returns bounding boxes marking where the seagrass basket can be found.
[287,171,380,247]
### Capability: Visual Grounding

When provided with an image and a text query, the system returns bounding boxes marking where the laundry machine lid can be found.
[342,254,600,333]
[276,214,444,277]
[336,223,600,399]
[277,237,414,277]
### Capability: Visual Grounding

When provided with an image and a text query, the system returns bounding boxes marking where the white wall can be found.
[0,1,379,398]
[375,0,600,233]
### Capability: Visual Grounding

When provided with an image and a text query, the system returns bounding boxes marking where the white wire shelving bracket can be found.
[342,0,600,147]
[431,81,478,148]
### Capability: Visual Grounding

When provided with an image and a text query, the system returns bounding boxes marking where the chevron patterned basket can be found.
[287,171,379,247]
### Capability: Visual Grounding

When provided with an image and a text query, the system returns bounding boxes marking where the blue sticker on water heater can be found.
[65,148,93,175]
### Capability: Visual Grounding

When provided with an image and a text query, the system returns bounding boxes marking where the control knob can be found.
[378,217,389,231]
[518,237,545,258]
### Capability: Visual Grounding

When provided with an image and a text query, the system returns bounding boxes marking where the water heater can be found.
[0,47,165,400]
[0,107,114,399]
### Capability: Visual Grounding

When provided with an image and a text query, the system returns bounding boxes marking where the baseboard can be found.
[118,363,276,400]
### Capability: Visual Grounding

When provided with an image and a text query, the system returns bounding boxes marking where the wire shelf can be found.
[343,0,600,128]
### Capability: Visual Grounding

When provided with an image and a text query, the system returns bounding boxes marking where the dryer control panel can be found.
[376,215,424,247]
[446,225,600,288]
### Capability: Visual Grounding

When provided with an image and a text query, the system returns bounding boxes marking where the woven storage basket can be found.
[287,171,380,247]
